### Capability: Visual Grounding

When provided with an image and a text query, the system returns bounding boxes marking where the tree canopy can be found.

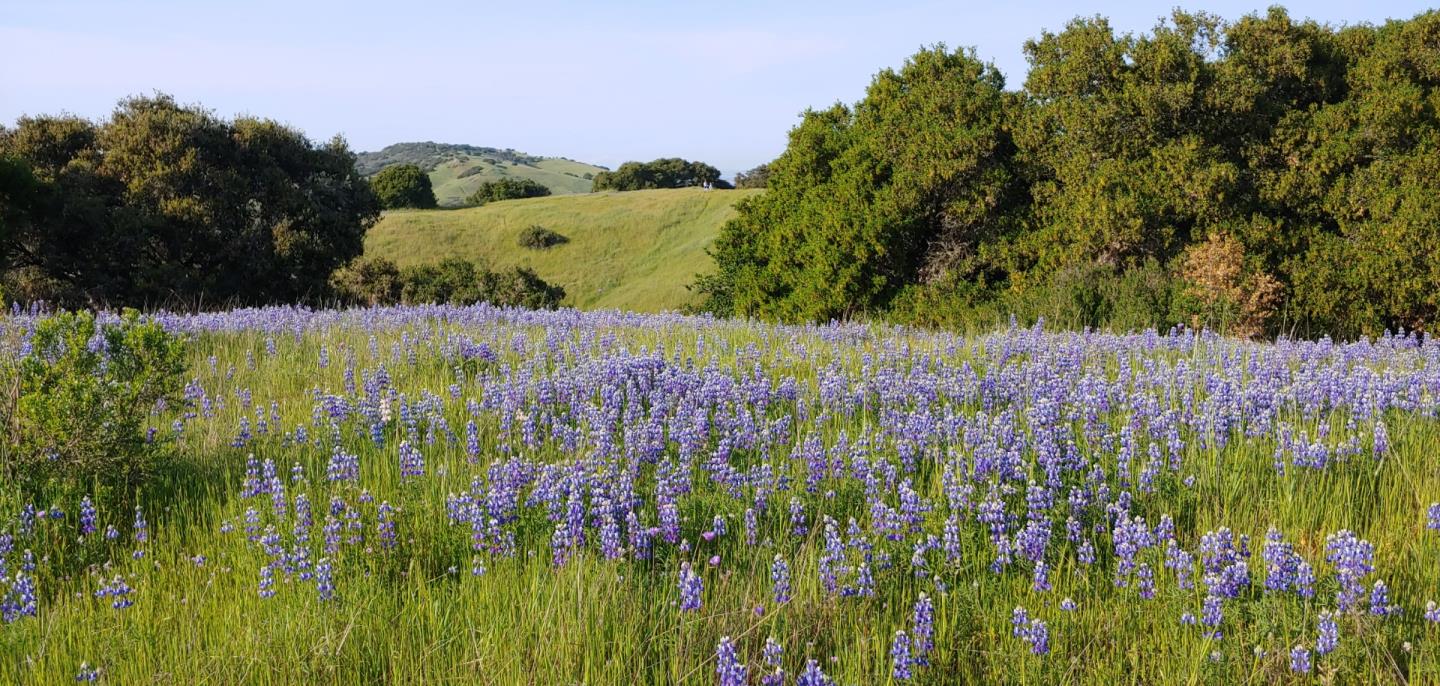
[369,164,436,209]
[467,177,552,205]
[592,158,731,191]
[701,8,1440,339]
[0,94,379,306]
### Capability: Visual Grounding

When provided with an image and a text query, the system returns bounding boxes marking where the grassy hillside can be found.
[365,188,762,311]
[357,143,608,207]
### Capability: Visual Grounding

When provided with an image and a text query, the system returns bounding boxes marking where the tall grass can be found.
[1,307,1437,684]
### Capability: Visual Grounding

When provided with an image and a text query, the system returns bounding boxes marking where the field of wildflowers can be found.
[1,304,1438,684]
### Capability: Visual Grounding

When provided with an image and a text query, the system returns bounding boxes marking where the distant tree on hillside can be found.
[369,164,436,209]
[467,177,551,205]
[591,158,732,191]
[734,163,771,189]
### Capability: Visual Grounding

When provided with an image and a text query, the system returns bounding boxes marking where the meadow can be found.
[366,188,760,312]
[1,304,1438,684]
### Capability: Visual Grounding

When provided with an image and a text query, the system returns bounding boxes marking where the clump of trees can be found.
[733,163,771,189]
[467,177,551,205]
[591,158,731,191]
[700,8,1440,339]
[369,164,436,209]
[330,256,565,309]
[0,94,380,307]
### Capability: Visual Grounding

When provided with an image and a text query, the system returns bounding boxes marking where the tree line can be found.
[699,8,1440,339]
[0,95,564,309]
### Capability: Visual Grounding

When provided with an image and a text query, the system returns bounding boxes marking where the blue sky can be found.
[0,1,1429,175]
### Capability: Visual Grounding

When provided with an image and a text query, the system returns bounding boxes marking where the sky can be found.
[0,1,1430,176]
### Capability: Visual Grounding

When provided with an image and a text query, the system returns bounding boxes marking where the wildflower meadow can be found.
[1,304,1438,684]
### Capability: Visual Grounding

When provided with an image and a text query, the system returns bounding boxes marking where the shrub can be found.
[329,256,403,305]
[467,178,551,205]
[398,258,566,308]
[518,225,568,250]
[0,311,186,505]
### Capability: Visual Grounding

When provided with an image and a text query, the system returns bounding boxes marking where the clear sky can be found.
[0,1,1429,176]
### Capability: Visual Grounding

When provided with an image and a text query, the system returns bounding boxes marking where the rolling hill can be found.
[364,188,761,312]
[356,143,609,207]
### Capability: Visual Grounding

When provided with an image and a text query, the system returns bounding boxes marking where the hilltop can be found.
[356,142,609,207]
[364,188,761,311]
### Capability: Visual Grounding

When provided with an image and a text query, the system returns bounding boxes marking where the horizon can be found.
[1,0,1427,177]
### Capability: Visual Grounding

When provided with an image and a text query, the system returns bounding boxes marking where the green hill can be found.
[364,188,761,312]
[356,142,608,207]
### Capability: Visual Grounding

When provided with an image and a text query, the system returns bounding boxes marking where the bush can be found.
[467,178,551,206]
[0,311,186,506]
[329,256,403,305]
[517,225,568,250]
[398,258,565,308]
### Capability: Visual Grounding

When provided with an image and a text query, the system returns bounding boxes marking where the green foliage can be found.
[369,164,436,209]
[517,225,568,250]
[398,258,564,308]
[701,8,1440,338]
[707,47,1018,322]
[467,177,552,206]
[0,94,380,307]
[732,163,771,189]
[591,158,730,191]
[328,256,403,306]
[0,311,185,505]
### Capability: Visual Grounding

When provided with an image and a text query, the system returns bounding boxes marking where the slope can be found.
[364,188,762,312]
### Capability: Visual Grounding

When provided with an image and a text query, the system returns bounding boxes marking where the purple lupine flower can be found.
[75,662,100,682]
[797,659,831,686]
[744,508,758,547]
[376,502,397,550]
[133,506,148,544]
[1290,645,1311,674]
[789,497,807,537]
[325,446,360,482]
[1033,560,1051,593]
[1369,580,1398,616]
[96,576,133,610]
[1371,420,1388,457]
[1200,595,1223,639]
[912,593,934,665]
[891,630,913,679]
[398,441,425,479]
[1325,530,1374,612]
[79,497,97,537]
[2,572,38,622]
[316,558,335,601]
[716,637,746,686]
[1060,597,1077,611]
[1012,606,1031,637]
[1424,601,1440,623]
[771,555,791,604]
[258,563,276,599]
[1316,611,1339,655]
[678,562,702,612]
[1427,503,1440,532]
[1136,563,1156,600]
[1027,620,1050,655]
[763,637,783,667]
